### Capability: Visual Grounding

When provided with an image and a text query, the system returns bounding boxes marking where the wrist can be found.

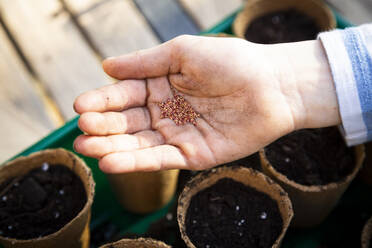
[270,40,341,130]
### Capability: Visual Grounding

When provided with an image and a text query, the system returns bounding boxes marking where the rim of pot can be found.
[0,148,95,243]
[177,166,293,248]
[259,145,365,192]
[362,216,372,248]
[232,0,336,38]
[99,238,171,248]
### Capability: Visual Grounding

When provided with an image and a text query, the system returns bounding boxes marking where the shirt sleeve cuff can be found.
[318,29,368,146]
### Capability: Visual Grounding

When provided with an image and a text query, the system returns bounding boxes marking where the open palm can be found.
[73,35,296,173]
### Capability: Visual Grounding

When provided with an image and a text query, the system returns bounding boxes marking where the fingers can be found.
[98,145,188,173]
[74,130,164,159]
[102,35,195,80]
[78,107,151,135]
[74,80,147,114]
[146,76,173,101]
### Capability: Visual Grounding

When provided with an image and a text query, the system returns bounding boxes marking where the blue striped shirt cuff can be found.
[319,24,372,146]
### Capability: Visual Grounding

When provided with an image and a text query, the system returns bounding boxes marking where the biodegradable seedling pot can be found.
[178,166,293,248]
[233,0,336,41]
[0,148,95,248]
[362,216,372,248]
[99,238,170,248]
[108,169,179,214]
[260,143,364,228]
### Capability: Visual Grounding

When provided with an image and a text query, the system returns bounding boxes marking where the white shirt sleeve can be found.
[318,24,372,146]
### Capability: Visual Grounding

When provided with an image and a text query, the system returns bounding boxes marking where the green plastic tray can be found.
[6,7,372,248]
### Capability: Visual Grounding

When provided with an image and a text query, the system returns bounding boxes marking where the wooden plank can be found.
[0,25,54,162]
[64,0,160,58]
[134,0,200,41]
[0,106,51,163]
[179,0,243,30]
[0,0,112,119]
[326,0,372,25]
[0,26,54,130]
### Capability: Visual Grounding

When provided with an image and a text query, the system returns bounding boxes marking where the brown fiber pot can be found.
[362,216,372,248]
[0,148,95,248]
[260,145,365,227]
[177,166,293,248]
[108,169,179,214]
[99,238,170,248]
[233,0,336,39]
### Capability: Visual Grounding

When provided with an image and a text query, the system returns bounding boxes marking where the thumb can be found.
[102,36,188,80]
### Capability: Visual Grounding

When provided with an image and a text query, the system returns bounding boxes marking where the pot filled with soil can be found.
[99,237,170,248]
[260,127,365,227]
[233,0,336,43]
[178,166,293,248]
[362,216,372,248]
[108,169,179,214]
[0,148,95,248]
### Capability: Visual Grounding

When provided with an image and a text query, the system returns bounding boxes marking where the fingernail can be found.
[73,140,79,152]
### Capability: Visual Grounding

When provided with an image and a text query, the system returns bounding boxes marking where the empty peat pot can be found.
[0,148,95,248]
[233,0,336,43]
[362,216,372,248]
[99,238,170,248]
[177,166,293,248]
[260,127,365,227]
[108,170,179,214]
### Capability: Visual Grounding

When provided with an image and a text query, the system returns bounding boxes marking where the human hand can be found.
[73,35,339,173]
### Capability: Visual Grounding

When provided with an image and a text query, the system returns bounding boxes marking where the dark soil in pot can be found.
[265,127,355,186]
[0,164,86,239]
[245,9,320,44]
[185,178,283,248]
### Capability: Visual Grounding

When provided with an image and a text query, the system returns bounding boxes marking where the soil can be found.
[0,164,87,239]
[244,9,320,44]
[185,178,283,248]
[265,127,355,186]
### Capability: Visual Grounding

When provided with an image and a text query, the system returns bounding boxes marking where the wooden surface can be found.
[65,0,160,57]
[180,0,243,30]
[0,25,54,162]
[0,0,111,119]
[134,0,200,41]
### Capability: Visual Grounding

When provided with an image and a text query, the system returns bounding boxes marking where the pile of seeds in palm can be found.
[157,87,200,126]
